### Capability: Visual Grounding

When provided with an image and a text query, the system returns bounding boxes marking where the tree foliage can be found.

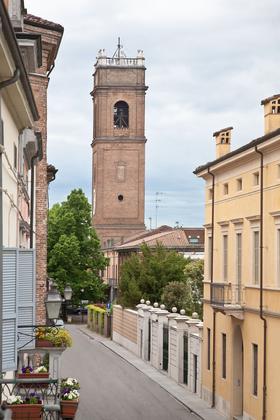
[119,243,204,318]
[48,189,108,303]
[118,243,189,308]
[160,281,193,314]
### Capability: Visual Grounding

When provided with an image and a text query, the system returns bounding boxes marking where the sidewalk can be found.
[79,326,225,420]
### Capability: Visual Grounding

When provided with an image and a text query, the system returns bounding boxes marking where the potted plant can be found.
[17,365,49,379]
[35,327,54,347]
[5,393,42,419]
[35,327,72,348]
[60,378,80,419]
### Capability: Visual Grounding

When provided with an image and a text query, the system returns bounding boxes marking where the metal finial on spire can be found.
[117,37,121,59]
[113,37,126,59]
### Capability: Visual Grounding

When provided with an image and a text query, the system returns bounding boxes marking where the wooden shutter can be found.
[17,249,36,350]
[2,249,17,372]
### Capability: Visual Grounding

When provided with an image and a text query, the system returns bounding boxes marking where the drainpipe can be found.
[207,167,216,408]
[30,153,38,249]
[0,68,20,376]
[255,145,267,420]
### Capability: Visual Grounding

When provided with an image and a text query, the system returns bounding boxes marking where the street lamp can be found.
[45,284,63,321]
[63,284,73,301]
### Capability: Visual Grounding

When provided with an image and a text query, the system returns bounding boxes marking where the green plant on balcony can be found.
[36,327,72,348]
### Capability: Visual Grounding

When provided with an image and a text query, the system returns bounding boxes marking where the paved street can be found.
[61,325,198,420]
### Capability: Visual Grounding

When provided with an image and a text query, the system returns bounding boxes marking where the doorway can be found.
[232,326,243,417]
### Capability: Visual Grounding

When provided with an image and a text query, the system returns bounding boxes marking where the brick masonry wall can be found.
[24,20,63,324]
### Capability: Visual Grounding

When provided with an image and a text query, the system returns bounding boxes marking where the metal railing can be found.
[108,278,118,287]
[96,57,145,67]
[211,283,243,307]
[0,379,60,420]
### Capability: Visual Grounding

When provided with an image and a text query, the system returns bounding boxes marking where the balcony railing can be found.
[211,283,243,307]
[0,378,60,419]
[108,278,118,288]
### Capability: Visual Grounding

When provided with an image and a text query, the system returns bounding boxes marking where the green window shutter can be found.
[17,249,36,350]
[2,249,17,372]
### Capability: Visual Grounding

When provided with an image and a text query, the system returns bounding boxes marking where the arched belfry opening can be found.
[114,101,129,128]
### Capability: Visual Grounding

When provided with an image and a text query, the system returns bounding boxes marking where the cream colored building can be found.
[194,95,280,420]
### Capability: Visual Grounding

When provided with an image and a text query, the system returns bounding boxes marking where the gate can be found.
[162,325,169,371]
[183,333,188,384]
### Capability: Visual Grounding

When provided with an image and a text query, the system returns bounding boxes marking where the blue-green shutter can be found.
[2,249,17,372]
[17,249,36,350]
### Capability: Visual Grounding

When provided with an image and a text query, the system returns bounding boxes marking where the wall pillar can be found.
[172,315,189,383]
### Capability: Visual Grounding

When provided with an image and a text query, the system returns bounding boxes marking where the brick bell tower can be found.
[91,40,148,248]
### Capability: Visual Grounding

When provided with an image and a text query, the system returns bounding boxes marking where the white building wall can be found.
[2,97,20,247]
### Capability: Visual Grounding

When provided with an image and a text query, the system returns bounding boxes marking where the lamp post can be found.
[61,284,73,323]
[17,282,73,349]
[45,284,63,322]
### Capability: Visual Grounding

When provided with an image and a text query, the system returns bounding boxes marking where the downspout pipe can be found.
[0,68,20,376]
[30,153,37,249]
[207,167,216,408]
[255,145,267,420]
[30,132,42,249]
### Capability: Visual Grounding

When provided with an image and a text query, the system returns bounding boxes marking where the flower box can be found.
[35,338,54,348]
[60,400,79,419]
[17,373,49,380]
[16,373,49,388]
[8,404,42,419]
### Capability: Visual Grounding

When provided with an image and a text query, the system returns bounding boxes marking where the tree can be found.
[118,243,189,308]
[184,259,204,318]
[47,189,108,303]
[160,281,193,314]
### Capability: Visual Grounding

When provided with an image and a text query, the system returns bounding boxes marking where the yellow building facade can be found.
[194,95,280,420]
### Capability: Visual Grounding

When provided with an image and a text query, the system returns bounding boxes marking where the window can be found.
[236,232,242,285]
[253,231,260,284]
[253,172,259,186]
[207,328,211,370]
[223,235,228,282]
[271,99,280,114]
[223,183,228,195]
[113,101,129,128]
[208,236,212,280]
[208,188,213,200]
[252,344,258,396]
[14,144,17,169]
[237,178,242,191]
[277,164,280,179]
[222,333,226,379]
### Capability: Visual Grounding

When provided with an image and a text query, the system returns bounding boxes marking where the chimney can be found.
[213,127,233,159]
[261,94,280,135]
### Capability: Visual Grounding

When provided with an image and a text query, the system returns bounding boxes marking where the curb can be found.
[79,327,206,420]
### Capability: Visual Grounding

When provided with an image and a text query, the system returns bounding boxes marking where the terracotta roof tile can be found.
[24,14,64,33]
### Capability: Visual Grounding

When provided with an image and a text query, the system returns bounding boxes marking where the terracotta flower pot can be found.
[8,404,42,419]
[35,338,54,348]
[17,373,49,380]
[16,373,49,388]
[60,399,79,419]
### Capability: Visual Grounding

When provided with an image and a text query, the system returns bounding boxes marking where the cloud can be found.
[26,0,280,227]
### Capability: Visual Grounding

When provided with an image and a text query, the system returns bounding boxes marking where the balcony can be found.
[108,278,118,288]
[0,378,60,419]
[211,283,244,319]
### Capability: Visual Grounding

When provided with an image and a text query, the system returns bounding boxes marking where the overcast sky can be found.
[26,0,280,229]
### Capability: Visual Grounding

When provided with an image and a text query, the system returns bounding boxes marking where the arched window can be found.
[114,101,129,128]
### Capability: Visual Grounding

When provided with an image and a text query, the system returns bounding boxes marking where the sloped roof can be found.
[115,228,203,251]
[24,14,64,33]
